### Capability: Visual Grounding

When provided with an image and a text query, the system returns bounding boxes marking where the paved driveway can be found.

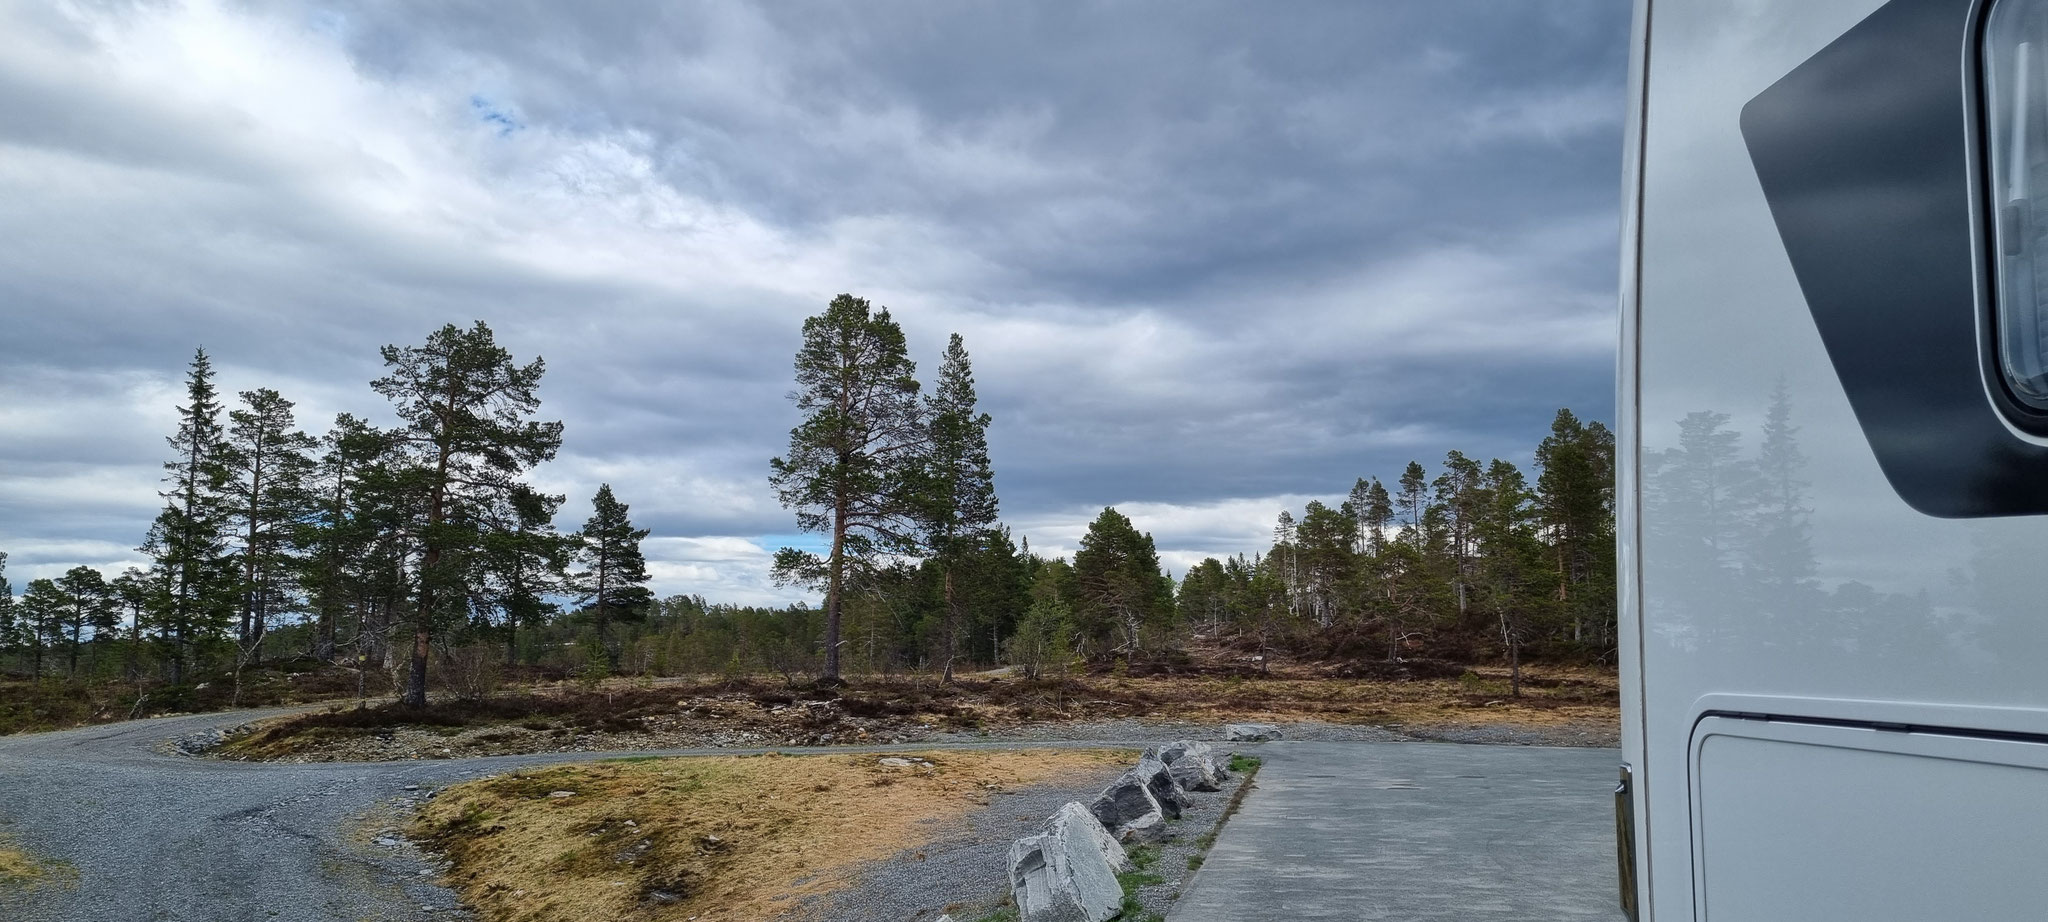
[1173,741,1627,921]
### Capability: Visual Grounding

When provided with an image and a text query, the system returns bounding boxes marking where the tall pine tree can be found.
[769,294,928,683]
[375,322,563,707]
[222,388,317,659]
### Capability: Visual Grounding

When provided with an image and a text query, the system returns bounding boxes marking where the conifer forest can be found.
[0,298,1618,716]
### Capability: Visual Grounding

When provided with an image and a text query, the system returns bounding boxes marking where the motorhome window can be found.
[1987,0,2048,408]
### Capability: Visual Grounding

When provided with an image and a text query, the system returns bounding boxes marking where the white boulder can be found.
[1149,740,1224,792]
[1009,802,1128,922]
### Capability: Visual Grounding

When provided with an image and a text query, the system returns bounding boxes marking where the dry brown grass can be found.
[411,748,1134,922]
[221,660,1618,762]
[0,847,39,884]
[1092,664,1618,731]
[0,834,70,890]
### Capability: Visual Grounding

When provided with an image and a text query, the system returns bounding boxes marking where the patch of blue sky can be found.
[752,533,829,556]
[469,95,523,136]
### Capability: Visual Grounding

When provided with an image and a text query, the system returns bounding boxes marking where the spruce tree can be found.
[143,348,235,685]
[919,333,998,680]
[572,483,653,671]
[375,322,563,707]
[769,294,927,683]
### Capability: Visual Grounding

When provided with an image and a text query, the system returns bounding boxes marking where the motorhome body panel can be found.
[1629,0,2048,916]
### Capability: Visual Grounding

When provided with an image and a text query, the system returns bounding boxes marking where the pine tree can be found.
[1397,461,1430,545]
[919,333,998,680]
[1342,479,1373,554]
[111,567,157,681]
[1362,478,1393,557]
[375,322,563,707]
[302,414,389,662]
[1295,501,1355,628]
[1073,507,1174,656]
[572,483,653,671]
[479,484,569,666]
[143,348,236,685]
[1474,459,1546,696]
[19,578,64,677]
[1272,510,1298,616]
[1434,451,1484,617]
[1535,408,1617,649]
[769,294,928,683]
[56,566,113,678]
[222,388,317,659]
[1177,558,1230,631]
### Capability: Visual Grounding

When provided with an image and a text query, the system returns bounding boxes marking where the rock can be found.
[1131,754,1189,817]
[878,757,914,768]
[1052,801,1129,873]
[1009,803,1127,922]
[547,790,576,799]
[1086,755,1187,842]
[1148,740,1223,792]
[1086,768,1161,830]
[1225,722,1283,742]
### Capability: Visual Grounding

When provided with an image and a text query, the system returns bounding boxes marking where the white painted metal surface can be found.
[1623,0,2048,916]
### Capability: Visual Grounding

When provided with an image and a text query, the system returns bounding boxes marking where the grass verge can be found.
[411,748,1134,922]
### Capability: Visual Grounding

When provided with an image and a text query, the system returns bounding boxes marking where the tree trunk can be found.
[823,506,846,683]
[941,566,957,683]
[598,550,620,673]
[1509,639,1522,698]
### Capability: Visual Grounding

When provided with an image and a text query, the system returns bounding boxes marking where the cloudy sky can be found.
[0,0,1628,604]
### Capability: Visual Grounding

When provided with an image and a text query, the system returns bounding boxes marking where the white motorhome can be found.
[1621,0,2048,917]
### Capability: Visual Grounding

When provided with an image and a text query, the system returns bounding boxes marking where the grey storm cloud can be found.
[0,0,1629,602]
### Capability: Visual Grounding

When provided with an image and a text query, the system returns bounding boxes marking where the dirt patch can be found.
[410,748,1135,922]
[217,666,1617,762]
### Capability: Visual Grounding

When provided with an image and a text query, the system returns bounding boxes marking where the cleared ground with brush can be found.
[216,662,1617,762]
[410,748,1136,922]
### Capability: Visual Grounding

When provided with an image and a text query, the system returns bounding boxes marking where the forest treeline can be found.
[0,296,1617,710]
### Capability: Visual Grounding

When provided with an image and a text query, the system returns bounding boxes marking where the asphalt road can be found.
[0,710,1625,922]
[1173,741,1628,921]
